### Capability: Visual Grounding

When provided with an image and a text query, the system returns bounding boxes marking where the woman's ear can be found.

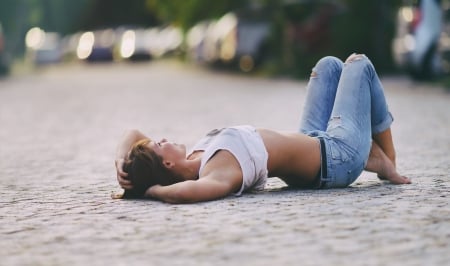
[163,160,174,169]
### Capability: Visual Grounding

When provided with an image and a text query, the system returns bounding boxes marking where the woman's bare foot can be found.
[372,128,397,180]
[366,142,411,184]
[376,149,396,180]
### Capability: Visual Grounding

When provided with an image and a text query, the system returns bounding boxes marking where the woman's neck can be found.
[182,156,202,180]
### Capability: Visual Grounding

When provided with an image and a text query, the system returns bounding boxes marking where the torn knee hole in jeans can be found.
[310,71,317,77]
[345,54,366,64]
[331,115,341,121]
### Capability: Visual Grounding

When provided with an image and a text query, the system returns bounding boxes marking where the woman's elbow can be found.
[125,129,142,138]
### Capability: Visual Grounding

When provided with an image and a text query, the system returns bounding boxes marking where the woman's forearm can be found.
[145,183,195,204]
[116,129,148,159]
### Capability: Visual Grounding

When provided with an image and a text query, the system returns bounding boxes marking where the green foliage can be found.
[0,0,91,56]
[440,76,450,90]
[275,0,404,77]
[145,0,245,30]
[80,0,157,29]
[330,0,402,72]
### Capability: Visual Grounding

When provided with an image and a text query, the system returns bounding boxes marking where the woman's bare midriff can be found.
[257,128,321,187]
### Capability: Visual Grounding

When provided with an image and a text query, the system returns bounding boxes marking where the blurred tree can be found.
[277,0,402,76]
[331,0,402,72]
[0,0,90,57]
[80,0,158,29]
[145,0,245,30]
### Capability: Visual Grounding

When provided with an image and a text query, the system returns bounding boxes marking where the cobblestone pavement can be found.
[0,61,449,266]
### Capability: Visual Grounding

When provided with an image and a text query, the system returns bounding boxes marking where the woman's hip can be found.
[316,136,369,188]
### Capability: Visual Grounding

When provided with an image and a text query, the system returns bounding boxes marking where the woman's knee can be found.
[311,56,343,78]
[344,54,376,78]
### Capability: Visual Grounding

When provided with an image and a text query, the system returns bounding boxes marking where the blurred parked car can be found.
[220,10,271,72]
[0,22,11,75]
[392,0,449,79]
[25,27,62,65]
[76,29,116,62]
[117,27,152,61]
[186,21,213,63]
[186,20,225,64]
[60,32,83,61]
[187,8,270,72]
[149,26,183,58]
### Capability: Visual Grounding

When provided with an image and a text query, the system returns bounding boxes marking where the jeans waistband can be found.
[318,137,328,189]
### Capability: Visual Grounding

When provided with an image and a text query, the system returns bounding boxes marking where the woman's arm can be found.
[115,129,149,189]
[145,176,238,204]
[146,150,243,203]
[116,129,149,159]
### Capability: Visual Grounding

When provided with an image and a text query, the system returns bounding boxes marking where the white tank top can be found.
[190,125,268,195]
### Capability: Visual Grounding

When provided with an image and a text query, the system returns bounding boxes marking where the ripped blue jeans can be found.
[299,55,393,188]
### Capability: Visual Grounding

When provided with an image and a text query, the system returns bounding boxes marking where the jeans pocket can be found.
[328,140,354,163]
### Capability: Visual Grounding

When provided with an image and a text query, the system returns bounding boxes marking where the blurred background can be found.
[0,0,449,82]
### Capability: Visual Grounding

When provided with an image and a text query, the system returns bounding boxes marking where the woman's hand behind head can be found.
[115,158,133,190]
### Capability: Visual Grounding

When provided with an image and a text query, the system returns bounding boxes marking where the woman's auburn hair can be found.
[119,139,174,199]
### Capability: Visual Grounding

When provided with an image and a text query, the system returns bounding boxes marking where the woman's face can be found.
[147,138,186,165]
